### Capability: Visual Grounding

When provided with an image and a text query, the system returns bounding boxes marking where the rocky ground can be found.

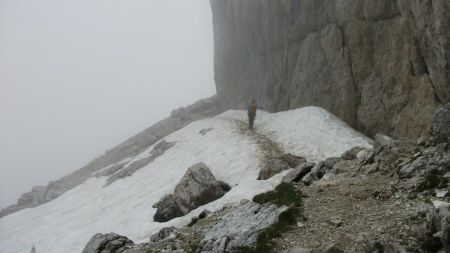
[276,167,433,252]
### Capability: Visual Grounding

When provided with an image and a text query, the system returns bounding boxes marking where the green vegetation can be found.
[187,241,199,253]
[253,182,303,207]
[240,183,303,253]
[418,169,448,192]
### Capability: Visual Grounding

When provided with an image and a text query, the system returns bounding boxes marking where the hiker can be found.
[30,245,36,253]
[247,99,258,129]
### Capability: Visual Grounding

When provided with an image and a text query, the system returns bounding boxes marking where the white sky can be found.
[0,0,216,208]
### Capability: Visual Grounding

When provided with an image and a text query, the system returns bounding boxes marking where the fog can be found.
[0,0,215,208]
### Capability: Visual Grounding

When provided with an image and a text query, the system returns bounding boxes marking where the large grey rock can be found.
[149,226,177,243]
[258,158,291,180]
[341,147,366,160]
[82,233,134,253]
[282,162,315,183]
[211,0,447,139]
[302,158,342,185]
[432,103,450,144]
[399,144,450,179]
[153,163,228,222]
[196,200,287,252]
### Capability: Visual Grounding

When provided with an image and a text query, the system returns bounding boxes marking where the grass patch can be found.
[253,182,303,206]
[418,169,449,192]
[240,183,303,253]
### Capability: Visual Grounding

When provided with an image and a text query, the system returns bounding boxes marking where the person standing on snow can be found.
[248,99,258,129]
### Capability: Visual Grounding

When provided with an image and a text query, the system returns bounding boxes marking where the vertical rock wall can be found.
[210,0,449,138]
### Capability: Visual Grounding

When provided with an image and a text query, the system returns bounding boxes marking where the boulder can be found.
[258,158,290,180]
[341,147,366,160]
[153,163,229,222]
[150,226,177,242]
[302,158,343,185]
[152,195,184,223]
[173,163,228,214]
[282,162,315,183]
[323,157,341,169]
[82,233,134,253]
[432,103,450,144]
[331,160,359,174]
[196,200,287,252]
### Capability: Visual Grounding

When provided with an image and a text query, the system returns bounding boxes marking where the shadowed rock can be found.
[153,163,230,222]
[432,103,450,144]
[82,233,134,253]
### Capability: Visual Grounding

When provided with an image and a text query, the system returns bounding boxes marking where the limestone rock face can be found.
[432,103,450,144]
[210,0,448,139]
[196,200,287,252]
[153,163,229,222]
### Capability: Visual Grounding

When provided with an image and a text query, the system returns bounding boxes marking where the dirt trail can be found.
[229,118,284,168]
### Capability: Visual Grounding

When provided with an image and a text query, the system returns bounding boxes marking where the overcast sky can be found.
[0,0,216,208]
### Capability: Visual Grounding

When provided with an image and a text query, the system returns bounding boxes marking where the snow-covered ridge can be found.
[0,107,372,253]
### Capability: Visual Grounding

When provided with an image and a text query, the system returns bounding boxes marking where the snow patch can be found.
[0,107,372,253]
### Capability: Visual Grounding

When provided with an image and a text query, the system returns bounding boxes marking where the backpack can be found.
[249,103,257,114]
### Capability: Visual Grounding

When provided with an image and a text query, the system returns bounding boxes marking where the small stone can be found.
[287,247,312,253]
[436,189,448,198]
[297,222,305,228]
[328,217,342,227]
[433,201,450,209]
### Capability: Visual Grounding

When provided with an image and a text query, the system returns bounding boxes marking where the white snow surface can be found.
[0,107,373,253]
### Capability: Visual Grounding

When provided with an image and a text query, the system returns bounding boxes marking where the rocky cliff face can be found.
[210,0,449,138]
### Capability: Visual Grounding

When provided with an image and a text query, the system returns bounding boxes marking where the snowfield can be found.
[0,107,373,253]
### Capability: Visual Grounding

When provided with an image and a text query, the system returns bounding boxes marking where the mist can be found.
[0,0,215,208]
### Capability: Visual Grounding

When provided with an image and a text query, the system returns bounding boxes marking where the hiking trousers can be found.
[248,112,256,129]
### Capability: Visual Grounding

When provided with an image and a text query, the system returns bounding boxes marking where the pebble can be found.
[297,222,305,228]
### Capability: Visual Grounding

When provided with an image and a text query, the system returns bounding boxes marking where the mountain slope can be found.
[0,96,220,219]
[0,107,372,253]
